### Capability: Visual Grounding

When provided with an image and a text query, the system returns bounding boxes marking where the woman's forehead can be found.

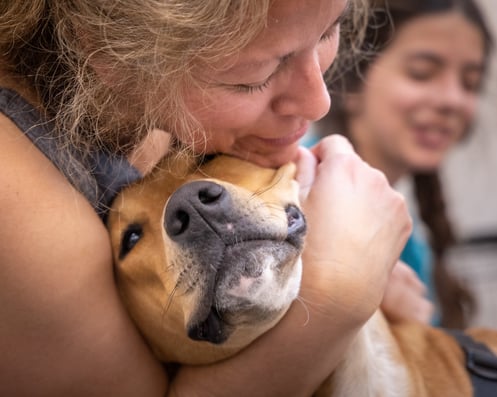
[209,0,347,72]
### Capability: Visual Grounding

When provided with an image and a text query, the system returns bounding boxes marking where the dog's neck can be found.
[323,311,412,397]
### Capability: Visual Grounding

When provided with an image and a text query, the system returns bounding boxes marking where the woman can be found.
[320,0,493,328]
[0,1,411,396]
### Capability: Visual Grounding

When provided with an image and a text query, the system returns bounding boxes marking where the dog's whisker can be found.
[295,296,310,327]
[161,284,178,320]
[251,175,283,199]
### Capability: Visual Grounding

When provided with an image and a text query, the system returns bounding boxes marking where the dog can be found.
[107,154,305,365]
[107,154,497,396]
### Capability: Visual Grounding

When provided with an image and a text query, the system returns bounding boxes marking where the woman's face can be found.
[348,11,485,182]
[180,0,348,167]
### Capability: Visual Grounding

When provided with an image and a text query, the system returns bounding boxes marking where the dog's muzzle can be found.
[163,180,306,344]
[164,180,305,248]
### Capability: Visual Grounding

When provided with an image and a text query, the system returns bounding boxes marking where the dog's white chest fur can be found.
[331,312,410,397]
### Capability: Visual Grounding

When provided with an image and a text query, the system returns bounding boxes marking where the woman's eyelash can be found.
[321,5,349,42]
[233,79,272,94]
[231,55,291,94]
[228,10,348,94]
[320,29,336,42]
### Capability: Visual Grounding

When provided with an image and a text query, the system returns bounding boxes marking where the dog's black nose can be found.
[164,180,230,244]
[285,205,306,247]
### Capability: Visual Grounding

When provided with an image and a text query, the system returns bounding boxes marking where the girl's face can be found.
[348,12,485,183]
[180,0,348,167]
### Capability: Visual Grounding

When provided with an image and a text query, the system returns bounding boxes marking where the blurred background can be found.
[443,0,497,327]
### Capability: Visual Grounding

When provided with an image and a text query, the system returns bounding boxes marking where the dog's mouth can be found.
[188,307,226,344]
[163,180,306,344]
[186,222,305,345]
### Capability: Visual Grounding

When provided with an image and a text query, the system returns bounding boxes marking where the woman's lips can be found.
[256,123,309,148]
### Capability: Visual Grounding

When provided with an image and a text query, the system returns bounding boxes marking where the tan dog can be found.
[108,154,497,396]
[108,154,305,365]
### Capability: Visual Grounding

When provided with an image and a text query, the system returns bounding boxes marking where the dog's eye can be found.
[120,224,143,259]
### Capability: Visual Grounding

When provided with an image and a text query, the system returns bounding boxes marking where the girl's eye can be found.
[405,60,437,81]
[463,71,483,93]
[407,67,434,81]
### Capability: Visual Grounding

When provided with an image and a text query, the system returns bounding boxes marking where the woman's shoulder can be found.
[0,109,110,283]
[0,111,168,396]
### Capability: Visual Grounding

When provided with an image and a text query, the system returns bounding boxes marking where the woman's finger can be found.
[294,146,317,202]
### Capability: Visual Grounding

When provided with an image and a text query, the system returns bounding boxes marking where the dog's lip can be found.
[179,205,306,344]
[187,238,300,317]
[187,306,228,344]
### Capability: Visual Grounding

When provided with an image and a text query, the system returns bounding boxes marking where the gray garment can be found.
[0,87,142,220]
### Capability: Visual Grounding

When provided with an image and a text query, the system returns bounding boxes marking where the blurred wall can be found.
[441,0,497,240]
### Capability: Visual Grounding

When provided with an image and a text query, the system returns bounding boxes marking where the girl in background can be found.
[317,0,493,328]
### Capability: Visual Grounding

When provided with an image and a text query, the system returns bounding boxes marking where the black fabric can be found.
[0,87,142,220]
[446,329,497,396]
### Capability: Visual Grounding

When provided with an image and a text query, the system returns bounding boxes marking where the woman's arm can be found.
[1,119,411,397]
[0,115,168,397]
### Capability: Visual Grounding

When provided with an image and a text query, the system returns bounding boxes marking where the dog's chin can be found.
[185,242,303,346]
[186,299,296,347]
[180,298,295,364]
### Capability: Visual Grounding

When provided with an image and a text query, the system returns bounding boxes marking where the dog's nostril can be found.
[168,210,190,236]
[286,205,305,235]
[198,184,224,205]
[165,181,229,241]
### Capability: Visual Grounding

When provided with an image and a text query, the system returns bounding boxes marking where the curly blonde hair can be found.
[1,0,370,153]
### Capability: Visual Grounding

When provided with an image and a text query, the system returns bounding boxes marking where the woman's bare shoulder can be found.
[0,114,167,396]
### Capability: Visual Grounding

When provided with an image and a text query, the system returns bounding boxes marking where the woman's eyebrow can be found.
[224,58,277,75]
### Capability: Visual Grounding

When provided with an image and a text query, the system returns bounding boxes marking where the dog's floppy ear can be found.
[153,151,202,179]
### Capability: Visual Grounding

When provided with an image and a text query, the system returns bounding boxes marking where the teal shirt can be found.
[399,217,440,325]
[400,231,433,292]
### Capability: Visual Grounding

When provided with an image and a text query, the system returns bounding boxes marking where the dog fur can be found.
[107,154,497,396]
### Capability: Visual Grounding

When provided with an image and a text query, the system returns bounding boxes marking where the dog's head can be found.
[107,155,306,364]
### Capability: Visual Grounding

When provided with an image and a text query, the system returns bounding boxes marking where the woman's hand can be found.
[294,135,412,324]
[381,260,434,324]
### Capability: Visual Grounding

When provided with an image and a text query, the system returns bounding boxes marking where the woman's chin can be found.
[190,140,300,168]
[235,146,300,168]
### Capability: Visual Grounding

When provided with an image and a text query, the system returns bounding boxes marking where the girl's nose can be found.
[436,73,475,114]
[271,52,331,121]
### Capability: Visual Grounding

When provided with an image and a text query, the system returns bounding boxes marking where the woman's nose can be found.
[271,53,331,121]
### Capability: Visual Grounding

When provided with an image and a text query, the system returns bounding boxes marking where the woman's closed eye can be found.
[221,4,348,95]
[229,54,292,94]
[231,77,274,94]
[228,24,341,95]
